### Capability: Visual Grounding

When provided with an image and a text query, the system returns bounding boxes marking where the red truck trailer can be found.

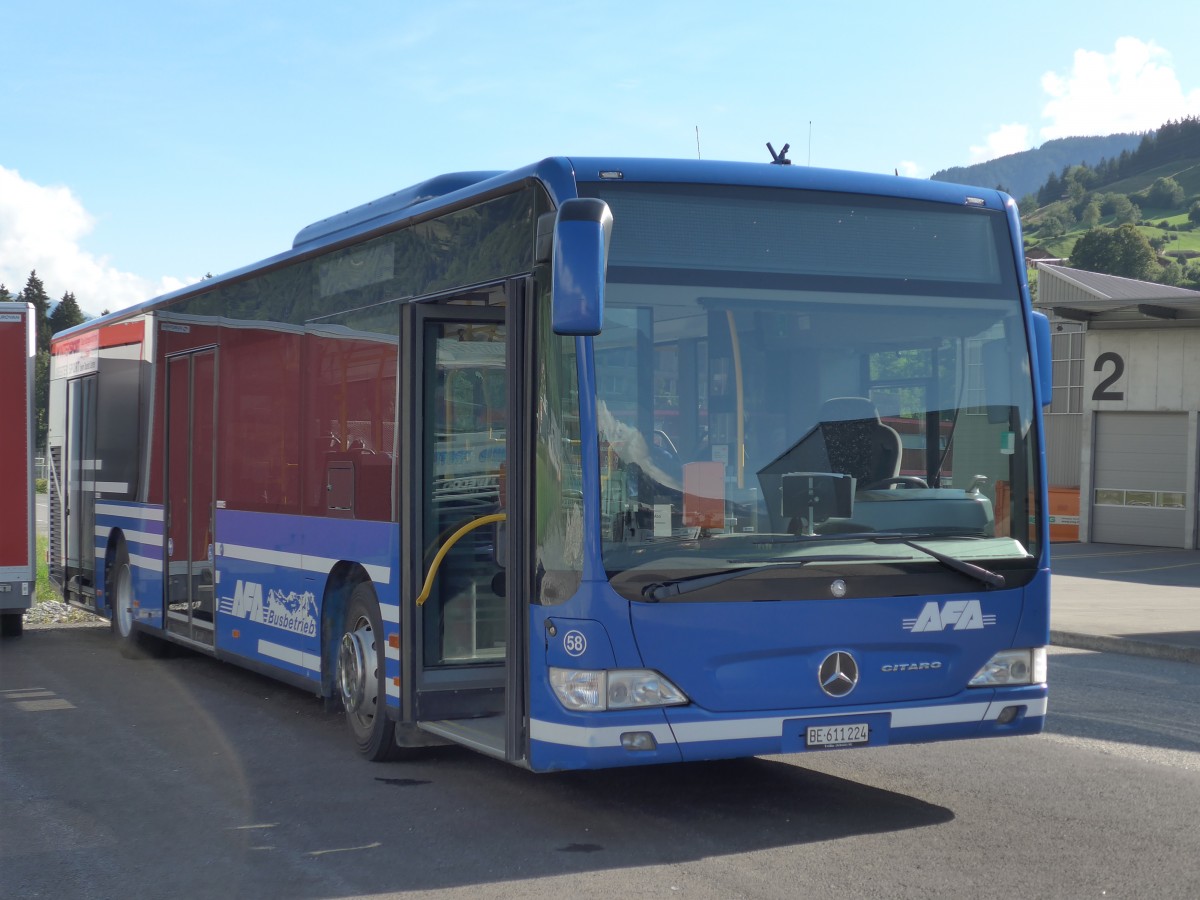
[1,301,36,637]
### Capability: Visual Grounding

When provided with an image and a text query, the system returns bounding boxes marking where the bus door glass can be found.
[164,349,217,646]
[417,307,508,672]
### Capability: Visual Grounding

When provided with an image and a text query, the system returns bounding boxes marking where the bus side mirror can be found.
[1031,311,1052,407]
[552,198,612,336]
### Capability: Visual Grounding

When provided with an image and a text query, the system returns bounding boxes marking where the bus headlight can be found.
[968,648,1047,687]
[550,668,688,711]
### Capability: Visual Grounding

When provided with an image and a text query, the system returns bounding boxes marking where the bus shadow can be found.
[13,626,954,895]
[343,751,954,894]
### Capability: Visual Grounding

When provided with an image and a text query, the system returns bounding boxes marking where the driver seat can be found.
[818,397,903,489]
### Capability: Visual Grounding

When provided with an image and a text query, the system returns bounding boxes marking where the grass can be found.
[1098,159,1200,199]
[35,534,58,602]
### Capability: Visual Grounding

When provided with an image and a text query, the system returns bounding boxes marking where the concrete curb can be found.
[1051,630,1200,666]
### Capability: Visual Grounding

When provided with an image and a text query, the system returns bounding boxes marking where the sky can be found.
[2,1,1199,315]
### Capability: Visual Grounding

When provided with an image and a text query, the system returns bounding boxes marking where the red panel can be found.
[218,325,302,514]
[191,352,216,560]
[150,322,222,505]
[303,332,397,521]
[165,356,191,567]
[0,316,30,568]
[99,320,144,349]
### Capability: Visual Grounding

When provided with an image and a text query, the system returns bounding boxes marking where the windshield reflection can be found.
[595,285,1038,599]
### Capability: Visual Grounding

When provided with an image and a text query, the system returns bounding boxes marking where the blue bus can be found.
[48,157,1052,770]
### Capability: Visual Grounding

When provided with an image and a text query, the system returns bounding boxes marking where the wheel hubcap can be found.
[338,620,375,715]
[115,564,134,637]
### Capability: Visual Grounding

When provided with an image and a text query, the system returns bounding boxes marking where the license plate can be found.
[806,722,870,748]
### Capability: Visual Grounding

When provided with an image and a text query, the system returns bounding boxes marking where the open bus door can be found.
[402,286,530,765]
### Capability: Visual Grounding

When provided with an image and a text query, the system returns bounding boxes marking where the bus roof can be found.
[53,156,1009,343]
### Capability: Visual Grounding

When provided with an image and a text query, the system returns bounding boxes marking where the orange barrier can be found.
[994,482,1079,542]
[1047,486,1080,543]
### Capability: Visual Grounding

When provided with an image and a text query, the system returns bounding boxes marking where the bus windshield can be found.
[585,182,1039,601]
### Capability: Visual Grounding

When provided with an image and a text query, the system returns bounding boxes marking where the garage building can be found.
[1036,263,1200,549]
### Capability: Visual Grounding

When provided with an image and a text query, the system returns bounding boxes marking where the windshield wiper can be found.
[870,535,1006,589]
[754,531,1006,589]
[640,535,1006,600]
[640,554,907,601]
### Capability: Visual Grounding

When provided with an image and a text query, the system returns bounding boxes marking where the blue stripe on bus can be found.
[92,504,401,706]
[94,502,166,621]
[212,509,400,700]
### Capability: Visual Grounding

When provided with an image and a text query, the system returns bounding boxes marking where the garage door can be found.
[1091,412,1189,547]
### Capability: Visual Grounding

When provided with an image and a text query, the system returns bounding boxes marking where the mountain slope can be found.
[931,133,1143,199]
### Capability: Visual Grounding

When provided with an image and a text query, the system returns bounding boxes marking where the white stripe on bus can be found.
[94,526,161,545]
[96,503,164,522]
[531,698,1047,749]
[530,720,676,749]
[219,543,390,586]
[257,639,321,673]
[379,603,399,624]
[985,697,1048,719]
[129,553,161,571]
[73,480,129,493]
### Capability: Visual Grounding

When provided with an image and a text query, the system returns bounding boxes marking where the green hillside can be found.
[1019,117,1200,289]
[1099,159,1200,199]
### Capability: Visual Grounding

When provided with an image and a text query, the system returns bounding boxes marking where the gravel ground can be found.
[22,600,107,629]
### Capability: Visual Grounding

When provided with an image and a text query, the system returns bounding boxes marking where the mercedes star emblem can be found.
[818,651,859,697]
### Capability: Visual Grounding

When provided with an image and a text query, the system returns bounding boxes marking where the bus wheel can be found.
[338,583,401,761]
[109,545,162,659]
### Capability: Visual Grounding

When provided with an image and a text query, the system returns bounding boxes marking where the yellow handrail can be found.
[415,513,508,607]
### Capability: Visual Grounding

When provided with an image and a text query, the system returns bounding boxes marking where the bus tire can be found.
[338,582,401,761]
[109,544,163,660]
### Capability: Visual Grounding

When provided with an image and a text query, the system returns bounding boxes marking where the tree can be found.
[1039,216,1066,239]
[48,291,86,336]
[1080,200,1102,229]
[1189,201,1200,227]
[34,351,49,453]
[1145,176,1185,209]
[18,271,52,352]
[1038,171,1063,206]
[1070,225,1158,281]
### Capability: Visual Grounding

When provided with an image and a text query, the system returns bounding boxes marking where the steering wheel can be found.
[863,476,929,490]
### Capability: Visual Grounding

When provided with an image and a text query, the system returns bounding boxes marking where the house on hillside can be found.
[1025,248,1062,264]
[1035,263,1200,548]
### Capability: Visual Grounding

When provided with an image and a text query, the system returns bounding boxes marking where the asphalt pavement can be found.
[1050,542,1200,665]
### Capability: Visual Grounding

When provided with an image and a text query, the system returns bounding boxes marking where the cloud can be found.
[969,123,1031,163]
[896,161,921,178]
[0,165,189,314]
[1040,37,1200,140]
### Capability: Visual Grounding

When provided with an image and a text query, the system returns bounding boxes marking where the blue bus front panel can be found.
[526,575,1047,772]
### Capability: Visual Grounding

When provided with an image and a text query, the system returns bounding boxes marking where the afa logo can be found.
[903,600,996,633]
[218,580,318,638]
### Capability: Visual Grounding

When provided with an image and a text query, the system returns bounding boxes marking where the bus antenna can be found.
[767,142,792,165]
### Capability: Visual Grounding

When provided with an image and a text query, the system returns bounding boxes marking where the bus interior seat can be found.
[818,397,902,489]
